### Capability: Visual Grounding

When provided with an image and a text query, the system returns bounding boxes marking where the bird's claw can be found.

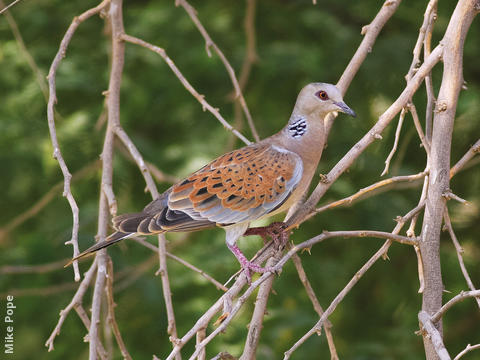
[244,221,289,249]
[241,260,276,284]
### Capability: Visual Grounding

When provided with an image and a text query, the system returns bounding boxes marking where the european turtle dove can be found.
[70,83,355,280]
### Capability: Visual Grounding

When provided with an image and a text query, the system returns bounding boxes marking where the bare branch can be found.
[454,344,480,360]
[75,304,109,360]
[418,311,451,360]
[324,0,402,137]
[165,246,274,359]
[408,102,431,157]
[89,1,124,358]
[423,0,438,143]
[337,0,402,93]
[195,327,207,360]
[45,260,97,352]
[431,290,480,323]
[121,33,251,145]
[450,138,480,178]
[46,0,110,283]
[176,0,259,142]
[155,234,180,355]
[418,2,478,358]
[382,107,407,176]
[443,210,480,308]
[229,0,259,150]
[290,251,338,360]
[284,241,393,360]
[315,171,426,216]
[106,258,132,360]
[283,204,424,358]
[131,237,227,292]
[240,253,281,360]
[0,0,21,15]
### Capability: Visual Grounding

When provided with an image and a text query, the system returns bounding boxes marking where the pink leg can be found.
[227,243,274,283]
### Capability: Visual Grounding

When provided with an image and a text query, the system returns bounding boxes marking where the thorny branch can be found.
[46,0,111,283]
[443,210,480,309]
[120,33,251,146]
[176,0,259,142]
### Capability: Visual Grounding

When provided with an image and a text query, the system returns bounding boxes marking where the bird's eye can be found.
[316,91,329,101]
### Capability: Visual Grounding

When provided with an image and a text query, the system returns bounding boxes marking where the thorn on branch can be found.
[319,174,329,183]
[442,190,469,205]
[435,101,448,113]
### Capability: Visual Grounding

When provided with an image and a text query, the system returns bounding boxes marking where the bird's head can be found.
[295,82,356,118]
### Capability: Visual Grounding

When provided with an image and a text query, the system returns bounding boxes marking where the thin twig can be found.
[381,0,438,177]
[324,0,402,137]
[423,0,439,144]
[114,126,159,199]
[121,33,251,145]
[408,102,431,156]
[290,251,338,360]
[431,290,480,323]
[0,0,21,15]
[382,107,407,176]
[106,258,132,360]
[443,210,480,308]
[176,0,259,142]
[75,304,109,360]
[239,253,282,360]
[454,344,480,360]
[450,138,480,178]
[131,237,227,292]
[45,260,97,352]
[229,0,259,149]
[315,171,426,215]
[46,0,110,283]
[156,234,180,359]
[114,141,179,184]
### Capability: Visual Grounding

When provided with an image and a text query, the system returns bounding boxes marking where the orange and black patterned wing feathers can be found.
[168,143,302,225]
[99,143,301,238]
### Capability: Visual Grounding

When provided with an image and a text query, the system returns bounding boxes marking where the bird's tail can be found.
[64,231,134,267]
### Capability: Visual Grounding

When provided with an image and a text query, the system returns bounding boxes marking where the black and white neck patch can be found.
[288,116,307,138]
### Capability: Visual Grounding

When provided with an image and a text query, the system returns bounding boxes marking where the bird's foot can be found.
[244,221,289,249]
[227,243,275,283]
[241,260,275,284]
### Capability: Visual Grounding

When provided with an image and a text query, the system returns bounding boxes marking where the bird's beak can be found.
[334,101,356,118]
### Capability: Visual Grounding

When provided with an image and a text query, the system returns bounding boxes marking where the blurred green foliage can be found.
[1,0,479,359]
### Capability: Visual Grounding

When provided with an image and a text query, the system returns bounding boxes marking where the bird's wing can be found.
[166,143,303,226]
